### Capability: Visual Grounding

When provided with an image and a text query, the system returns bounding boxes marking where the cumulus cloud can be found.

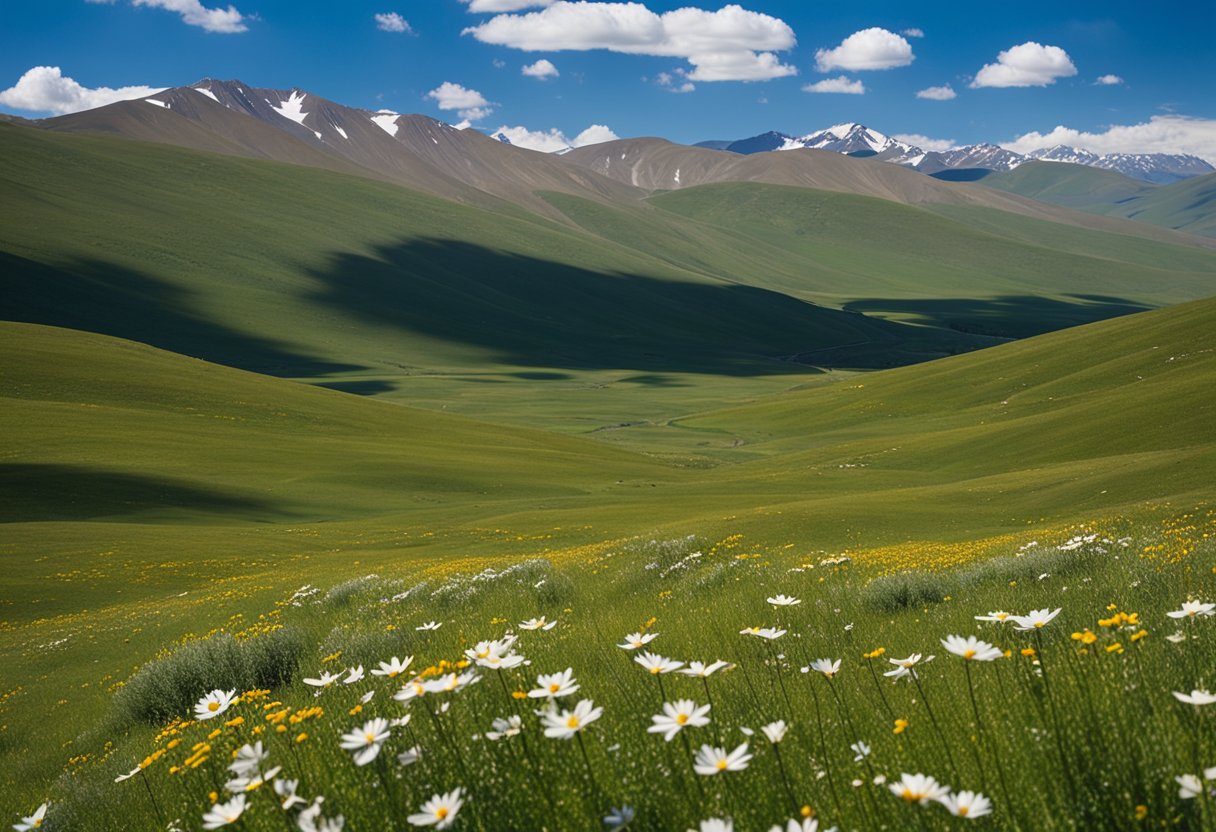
[522,59,560,78]
[802,76,865,94]
[1002,115,1216,165]
[814,27,914,72]
[463,2,797,82]
[463,0,556,10]
[0,66,163,115]
[893,133,956,152]
[573,124,619,145]
[971,41,1077,88]
[916,84,956,100]
[1094,74,1123,85]
[426,82,494,123]
[122,0,248,33]
[374,12,413,33]
[494,122,618,152]
[902,27,924,38]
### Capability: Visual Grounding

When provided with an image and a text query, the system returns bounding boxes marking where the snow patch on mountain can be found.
[272,91,309,126]
[371,112,400,137]
[191,86,219,103]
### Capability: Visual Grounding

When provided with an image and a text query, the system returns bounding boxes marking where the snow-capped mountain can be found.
[42,78,641,217]
[916,144,1026,175]
[1024,145,1213,184]
[713,124,1214,183]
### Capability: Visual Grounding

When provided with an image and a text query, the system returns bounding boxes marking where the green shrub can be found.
[111,627,306,726]
[863,571,953,612]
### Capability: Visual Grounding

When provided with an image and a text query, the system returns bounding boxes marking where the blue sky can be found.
[1,0,1214,156]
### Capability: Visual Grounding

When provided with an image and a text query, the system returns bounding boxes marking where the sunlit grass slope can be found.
[1,299,1215,814]
[0,122,988,438]
[639,182,1216,337]
[985,163,1216,239]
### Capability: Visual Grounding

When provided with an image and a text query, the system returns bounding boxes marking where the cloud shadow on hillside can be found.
[0,464,282,523]
[301,237,986,375]
[0,251,361,377]
[843,294,1153,339]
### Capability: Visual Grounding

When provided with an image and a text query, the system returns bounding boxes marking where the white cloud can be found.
[374,12,413,33]
[464,2,797,82]
[1002,115,1216,165]
[463,0,556,10]
[130,0,248,33]
[802,76,865,95]
[426,81,494,122]
[573,124,618,145]
[493,122,618,152]
[0,66,163,115]
[971,41,1077,88]
[893,133,956,152]
[902,27,924,38]
[521,59,560,79]
[656,71,695,93]
[916,84,956,100]
[814,27,914,72]
[1094,74,1123,86]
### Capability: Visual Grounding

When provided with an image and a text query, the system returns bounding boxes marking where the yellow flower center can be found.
[901,789,917,801]
[676,713,689,725]
[389,670,399,678]
[1034,621,1045,628]
[549,683,560,693]
[959,806,970,817]
[650,667,661,674]
[963,650,976,660]
[33,822,43,829]
[567,716,580,729]
[365,733,376,743]
[716,759,728,770]
[208,702,220,712]
[436,808,449,820]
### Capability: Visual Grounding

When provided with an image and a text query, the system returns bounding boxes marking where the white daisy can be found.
[372,656,414,679]
[1009,608,1062,631]
[618,632,658,650]
[693,743,752,775]
[541,699,603,739]
[941,636,1003,662]
[194,689,238,721]
[13,804,48,832]
[937,790,993,818]
[339,718,391,766]
[528,668,579,699]
[407,788,464,829]
[648,700,711,741]
[202,794,247,829]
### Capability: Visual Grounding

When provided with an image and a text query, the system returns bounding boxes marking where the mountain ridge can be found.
[708,122,1212,184]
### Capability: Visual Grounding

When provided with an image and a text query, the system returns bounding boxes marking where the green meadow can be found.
[2,123,1216,829]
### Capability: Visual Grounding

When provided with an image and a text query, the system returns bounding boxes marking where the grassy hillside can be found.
[3,123,1011,446]
[4,295,1215,806]
[643,183,1216,336]
[987,163,1216,238]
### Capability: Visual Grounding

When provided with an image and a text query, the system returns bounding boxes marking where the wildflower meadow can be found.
[11,510,1216,831]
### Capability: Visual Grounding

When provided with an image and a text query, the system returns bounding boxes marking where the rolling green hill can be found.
[2,276,1215,813]
[532,182,1216,340]
[986,162,1216,238]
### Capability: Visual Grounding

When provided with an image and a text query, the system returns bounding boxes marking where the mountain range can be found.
[696,123,1213,184]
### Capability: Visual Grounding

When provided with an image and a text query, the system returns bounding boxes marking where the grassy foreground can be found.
[16,513,1216,831]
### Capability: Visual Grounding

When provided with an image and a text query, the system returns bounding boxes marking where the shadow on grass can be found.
[0,463,281,523]
[302,237,989,374]
[843,294,1152,339]
[0,251,361,377]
